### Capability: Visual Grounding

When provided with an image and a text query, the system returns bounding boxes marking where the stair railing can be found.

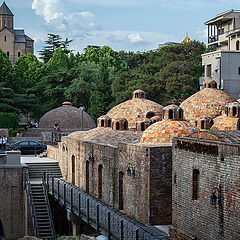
[25,171,39,238]
[43,172,56,239]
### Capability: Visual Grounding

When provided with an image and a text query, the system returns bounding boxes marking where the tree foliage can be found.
[0,36,205,125]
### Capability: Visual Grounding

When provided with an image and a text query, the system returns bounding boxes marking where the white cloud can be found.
[31,0,96,32]
[128,33,144,44]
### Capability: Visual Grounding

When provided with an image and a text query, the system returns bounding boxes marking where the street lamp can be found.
[79,106,85,131]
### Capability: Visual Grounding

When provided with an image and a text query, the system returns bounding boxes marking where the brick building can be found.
[48,91,198,226]
[0,1,34,65]
[170,131,240,240]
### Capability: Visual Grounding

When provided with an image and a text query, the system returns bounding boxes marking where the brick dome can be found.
[211,118,240,131]
[68,127,141,147]
[140,120,198,144]
[107,90,163,130]
[39,102,96,130]
[180,80,235,124]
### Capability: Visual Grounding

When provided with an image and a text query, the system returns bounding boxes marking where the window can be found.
[210,120,214,128]
[206,64,211,78]
[19,141,28,146]
[192,169,200,200]
[146,111,155,119]
[135,93,138,98]
[29,141,39,146]
[4,36,6,42]
[169,109,173,119]
[108,119,111,127]
[6,51,9,57]
[123,121,128,130]
[119,171,124,210]
[116,122,120,130]
[233,106,237,117]
[201,120,205,129]
[237,40,240,50]
[141,122,145,131]
[238,67,240,75]
[101,119,104,127]
[86,161,90,193]
[98,165,103,199]
[18,52,21,57]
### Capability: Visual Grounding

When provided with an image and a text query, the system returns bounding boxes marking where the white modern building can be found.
[200,9,240,99]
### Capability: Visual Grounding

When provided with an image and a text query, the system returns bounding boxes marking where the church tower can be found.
[0,1,14,30]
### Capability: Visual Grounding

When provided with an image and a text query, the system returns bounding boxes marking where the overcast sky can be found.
[5,0,240,54]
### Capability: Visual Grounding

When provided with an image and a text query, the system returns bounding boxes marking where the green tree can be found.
[39,34,73,63]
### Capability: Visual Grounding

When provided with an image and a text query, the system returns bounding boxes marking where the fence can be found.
[44,174,168,240]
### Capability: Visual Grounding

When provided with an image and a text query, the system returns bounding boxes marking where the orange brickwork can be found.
[140,120,198,144]
[211,117,240,130]
[180,85,235,124]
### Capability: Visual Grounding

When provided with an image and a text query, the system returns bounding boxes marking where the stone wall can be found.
[0,129,8,137]
[170,138,240,240]
[0,166,25,239]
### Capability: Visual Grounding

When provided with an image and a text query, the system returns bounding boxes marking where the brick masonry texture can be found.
[107,93,163,130]
[180,87,235,124]
[48,128,173,225]
[170,137,240,240]
[39,103,96,130]
[140,120,198,144]
[0,167,25,239]
[211,117,240,130]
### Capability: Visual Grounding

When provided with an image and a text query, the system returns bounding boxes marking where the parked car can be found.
[8,141,47,155]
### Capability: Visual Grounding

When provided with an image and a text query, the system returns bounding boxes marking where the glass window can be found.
[19,141,29,146]
[29,141,39,146]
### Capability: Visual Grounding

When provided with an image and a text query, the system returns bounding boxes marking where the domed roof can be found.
[140,120,198,144]
[39,102,96,130]
[68,127,141,147]
[211,117,240,131]
[180,80,235,124]
[107,90,163,129]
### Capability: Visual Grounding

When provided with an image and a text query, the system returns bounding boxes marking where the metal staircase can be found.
[25,160,62,239]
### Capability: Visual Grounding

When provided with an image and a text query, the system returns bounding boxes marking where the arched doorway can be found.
[71,155,75,185]
[119,171,124,210]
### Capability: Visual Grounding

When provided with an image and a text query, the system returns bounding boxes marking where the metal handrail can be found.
[25,171,39,238]
[45,175,167,240]
[42,173,56,239]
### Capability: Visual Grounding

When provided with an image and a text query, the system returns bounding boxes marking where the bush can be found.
[0,112,19,129]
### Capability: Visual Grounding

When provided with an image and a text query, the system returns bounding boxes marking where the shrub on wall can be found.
[0,112,19,130]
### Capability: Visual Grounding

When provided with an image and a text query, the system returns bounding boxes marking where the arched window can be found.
[108,119,111,127]
[101,119,104,127]
[210,120,214,128]
[135,93,138,98]
[123,121,128,130]
[236,40,240,50]
[6,51,9,57]
[4,36,6,42]
[86,161,90,193]
[178,109,183,120]
[18,52,21,57]
[119,171,124,210]
[71,155,75,185]
[116,122,120,130]
[146,111,155,119]
[141,122,145,131]
[201,120,205,129]
[192,169,200,200]
[169,109,173,119]
[98,165,103,199]
[233,106,237,117]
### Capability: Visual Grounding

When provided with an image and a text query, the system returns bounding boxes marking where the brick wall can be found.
[170,138,240,240]
[0,167,25,239]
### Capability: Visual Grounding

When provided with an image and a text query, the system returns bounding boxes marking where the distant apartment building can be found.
[0,1,34,65]
[200,10,240,100]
